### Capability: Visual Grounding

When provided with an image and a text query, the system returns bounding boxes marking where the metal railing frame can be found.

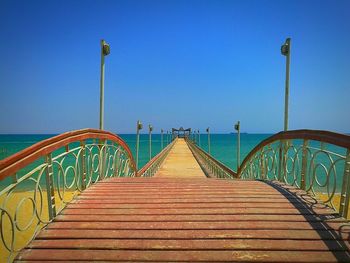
[238,129,350,219]
[0,129,137,262]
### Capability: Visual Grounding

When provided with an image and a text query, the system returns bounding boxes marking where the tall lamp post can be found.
[161,129,164,149]
[234,121,240,171]
[136,120,143,170]
[99,39,110,130]
[198,130,201,147]
[206,127,211,154]
[281,38,291,131]
[149,125,153,161]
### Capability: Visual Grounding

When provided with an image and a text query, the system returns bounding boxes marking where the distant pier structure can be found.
[172,127,191,138]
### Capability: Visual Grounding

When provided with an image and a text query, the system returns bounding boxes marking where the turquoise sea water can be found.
[0,133,269,171]
[0,133,346,193]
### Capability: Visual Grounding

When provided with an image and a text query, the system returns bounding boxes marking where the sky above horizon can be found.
[0,0,349,134]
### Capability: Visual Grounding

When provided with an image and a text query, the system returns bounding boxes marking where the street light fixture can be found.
[136,120,143,169]
[99,39,110,130]
[161,129,164,149]
[281,38,291,131]
[234,121,240,171]
[198,130,201,147]
[206,127,211,154]
[149,125,153,161]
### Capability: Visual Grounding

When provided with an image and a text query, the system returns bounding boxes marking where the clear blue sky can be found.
[0,0,349,134]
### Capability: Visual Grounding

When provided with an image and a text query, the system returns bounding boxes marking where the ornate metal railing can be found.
[0,129,137,262]
[138,138,176,177]
[186,138,237,179]
[238,129,350,219]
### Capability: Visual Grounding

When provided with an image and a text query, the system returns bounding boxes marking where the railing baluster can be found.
[80,141,87,190]
[300,140,309,190]
[260,152,265,180]
[278,141,283,182]
[44,153,57,221]
[339,150,350,217]
[99,139,106,180]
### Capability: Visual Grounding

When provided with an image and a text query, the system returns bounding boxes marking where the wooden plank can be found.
[54,214,345,223]
[47,221,345,231]
[37,229,349,240]
[67,202,325,209]
[27,238,350,251]
[61,207,336,215]
[74,197,304,202]
[16,249,350,262]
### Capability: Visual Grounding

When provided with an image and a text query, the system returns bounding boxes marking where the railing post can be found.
[300,140,309,190]
[260,152,266,180]
[44,153,56,220]
[278,141,283,182]
[99,139,107,180]
[80,141,87,190]
[339,150,350,218]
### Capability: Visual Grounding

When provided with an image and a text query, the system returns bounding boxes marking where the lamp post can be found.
[234,121,240,171]
[99,39,110,130]
[206,127,211,154]
[149,125,153,161]
[136,120,143,170]
[198,130,201,147]
[161,129,164,149]
[281,38,291,131]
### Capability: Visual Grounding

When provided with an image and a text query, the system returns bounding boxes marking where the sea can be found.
[0,133,346,192]
[0,133,270,171]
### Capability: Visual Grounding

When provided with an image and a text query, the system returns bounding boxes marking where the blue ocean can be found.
[0,133,269,171]
[0,133,347,193]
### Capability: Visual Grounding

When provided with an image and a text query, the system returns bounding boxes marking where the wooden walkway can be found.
[16,140,350,262]
[154,139,204,178]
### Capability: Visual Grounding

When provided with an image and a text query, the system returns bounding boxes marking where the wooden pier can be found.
[16,138,350,262]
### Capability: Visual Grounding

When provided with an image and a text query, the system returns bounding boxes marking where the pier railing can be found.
[238,130,350,219]
[0,129,136,262]
[186,138,237,179]
[138,138,176,177]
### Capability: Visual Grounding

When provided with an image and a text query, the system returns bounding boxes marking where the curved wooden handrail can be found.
[238,129,350,176]
[186,138,237,178]
[0,128,137,180]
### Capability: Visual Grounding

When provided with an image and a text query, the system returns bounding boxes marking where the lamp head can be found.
[234,121,240,131]
[101,40,110,56]
[281,38,290,56]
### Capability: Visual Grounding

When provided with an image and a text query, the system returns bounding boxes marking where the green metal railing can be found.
[0,129,137,262]
[238,130,350,219]
[138,138,176,177]
[186,138,237,179]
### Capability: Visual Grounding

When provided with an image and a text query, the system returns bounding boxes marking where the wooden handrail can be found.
[0,128,137,180]
[238,129,350,176]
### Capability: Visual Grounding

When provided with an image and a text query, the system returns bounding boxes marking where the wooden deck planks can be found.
[16,177,350,262]
[15,139,350,262]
